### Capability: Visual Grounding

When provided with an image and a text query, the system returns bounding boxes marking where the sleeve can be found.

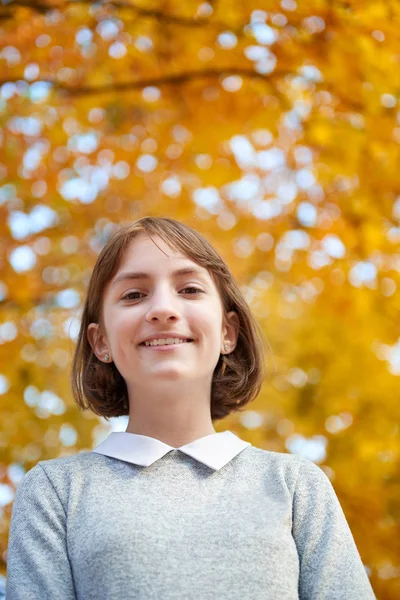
[6,463,77,600]
[292,457,376,600]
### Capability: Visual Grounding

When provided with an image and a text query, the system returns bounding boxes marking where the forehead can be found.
[111,233,212,282]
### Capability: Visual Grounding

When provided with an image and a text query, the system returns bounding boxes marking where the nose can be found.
[144,287,181,323]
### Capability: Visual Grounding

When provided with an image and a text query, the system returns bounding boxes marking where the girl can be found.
[6,216,376,599]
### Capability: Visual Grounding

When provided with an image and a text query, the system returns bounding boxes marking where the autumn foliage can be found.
[0,1,399,597]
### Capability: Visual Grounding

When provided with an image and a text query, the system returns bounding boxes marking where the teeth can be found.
[144,338,189,347]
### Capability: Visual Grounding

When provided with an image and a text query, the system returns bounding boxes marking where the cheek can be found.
[106,310,136,346]
[190,312,222,344]
[111,307,136,327]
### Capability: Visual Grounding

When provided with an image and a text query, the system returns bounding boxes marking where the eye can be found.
[121,291,143,301]
[121,287,203,301]
[181,286,203,295]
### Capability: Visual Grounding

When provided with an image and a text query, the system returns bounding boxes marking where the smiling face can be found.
[87,232,239,391]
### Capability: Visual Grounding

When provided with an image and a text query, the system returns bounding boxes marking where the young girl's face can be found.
[87,232,239,388]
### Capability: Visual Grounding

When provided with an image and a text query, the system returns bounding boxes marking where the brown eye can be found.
[181,287,203,295]
[121,287,203,301]
[122,291,143,301]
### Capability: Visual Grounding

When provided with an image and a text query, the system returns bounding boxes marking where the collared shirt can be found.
[91,429,251,471]
[6,431,377,600]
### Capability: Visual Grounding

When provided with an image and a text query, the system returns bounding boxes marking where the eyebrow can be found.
[111,266,208,288]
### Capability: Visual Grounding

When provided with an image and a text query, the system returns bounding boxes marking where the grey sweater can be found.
[6,445,376,599]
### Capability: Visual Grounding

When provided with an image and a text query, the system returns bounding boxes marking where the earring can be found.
[224,343,229,353]
[104,353,110,362]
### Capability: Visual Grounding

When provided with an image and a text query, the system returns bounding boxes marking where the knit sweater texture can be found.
[6,445,376,599]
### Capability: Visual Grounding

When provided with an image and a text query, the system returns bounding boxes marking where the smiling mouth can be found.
[139,340,194,347]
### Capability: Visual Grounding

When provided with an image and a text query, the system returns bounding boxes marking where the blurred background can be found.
[1,0,399,598]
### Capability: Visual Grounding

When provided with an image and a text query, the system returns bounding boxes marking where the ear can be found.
[87,323,110,362]
[222,311,240,352]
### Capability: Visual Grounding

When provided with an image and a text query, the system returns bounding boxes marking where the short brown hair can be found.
[71,216,274,422]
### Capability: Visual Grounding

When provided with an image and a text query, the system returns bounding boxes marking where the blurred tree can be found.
[0,1,399,597]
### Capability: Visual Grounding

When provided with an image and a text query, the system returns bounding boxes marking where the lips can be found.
[139,338,193,346]
[139,340,194,347]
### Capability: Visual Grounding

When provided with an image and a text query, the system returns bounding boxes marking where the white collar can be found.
[92,430,251,471]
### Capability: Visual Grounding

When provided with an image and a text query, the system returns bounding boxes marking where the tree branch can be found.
[0,0,243,33]
[0,67,288,98]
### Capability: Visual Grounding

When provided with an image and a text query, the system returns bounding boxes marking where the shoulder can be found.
[16,451,105,494]
[244,445,331,491]
[249,445,328,473]
[37,450,97,472]
[11,451,111,517]
[245,444,319,469]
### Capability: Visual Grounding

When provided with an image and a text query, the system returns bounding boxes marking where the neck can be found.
[125,381,217,447]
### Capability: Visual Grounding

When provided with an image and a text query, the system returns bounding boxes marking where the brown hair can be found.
[71,216,274,422]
